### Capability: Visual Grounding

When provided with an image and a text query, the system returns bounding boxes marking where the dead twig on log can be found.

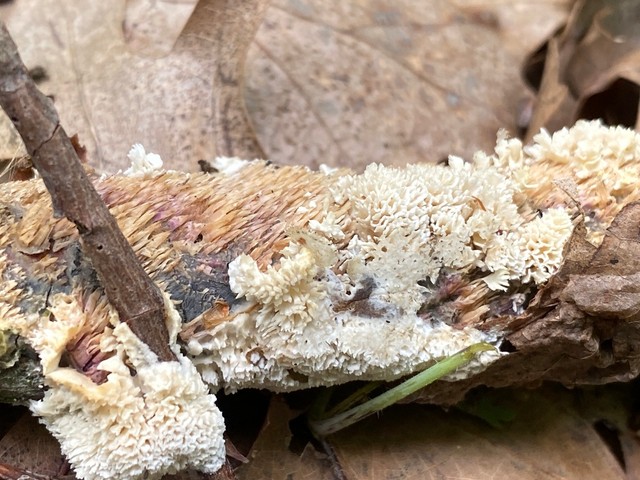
[0,24,175,364]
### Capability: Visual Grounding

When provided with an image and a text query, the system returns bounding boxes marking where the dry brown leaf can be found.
[524,37,576,141]
[524,0,640,135]
[562,202,640,320]
[235,397,336,480]
[163,461,238,480]
[234,385,638,480]
[0,119,25,164]
[247,0,569,170]
[1,0,253,172]
[575,384,640,480]
[331,385,627,480]
[0,413,69,478]
[122,0,198,57]
[1,0,568,172]
[583,201,640,277]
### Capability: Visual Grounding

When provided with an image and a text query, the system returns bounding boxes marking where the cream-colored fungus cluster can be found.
[4,120,638,480]
[123,144,164,177]
[187,137,575,393]
[2,290,225,480]
[330,157,573,295]
[486,120,640,234]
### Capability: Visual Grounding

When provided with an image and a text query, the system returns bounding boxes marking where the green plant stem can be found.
[323,381,383,419]
[309,343,495,437]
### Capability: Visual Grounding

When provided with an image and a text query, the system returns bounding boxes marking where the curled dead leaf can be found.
[524,0,640,136]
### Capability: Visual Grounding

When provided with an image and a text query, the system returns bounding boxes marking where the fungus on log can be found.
[2,120,640,478]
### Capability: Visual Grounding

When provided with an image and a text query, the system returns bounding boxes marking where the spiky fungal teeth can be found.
[1,120,638,480]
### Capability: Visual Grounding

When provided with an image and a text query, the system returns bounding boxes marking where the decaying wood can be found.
[0,23,175,370]
[0,163,333,403]
[0,337,43,404]
[2,159,640,405]
[410,202,640,405]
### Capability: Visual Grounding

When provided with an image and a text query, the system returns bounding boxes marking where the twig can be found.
[0,24,175,363]
[315,438,349,480]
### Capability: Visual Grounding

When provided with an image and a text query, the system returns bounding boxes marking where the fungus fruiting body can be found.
[4,290,225,480]
[123,144,163,176]
[1,120,638,479]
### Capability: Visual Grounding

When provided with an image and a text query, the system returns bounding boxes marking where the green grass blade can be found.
[309,342,496,437]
